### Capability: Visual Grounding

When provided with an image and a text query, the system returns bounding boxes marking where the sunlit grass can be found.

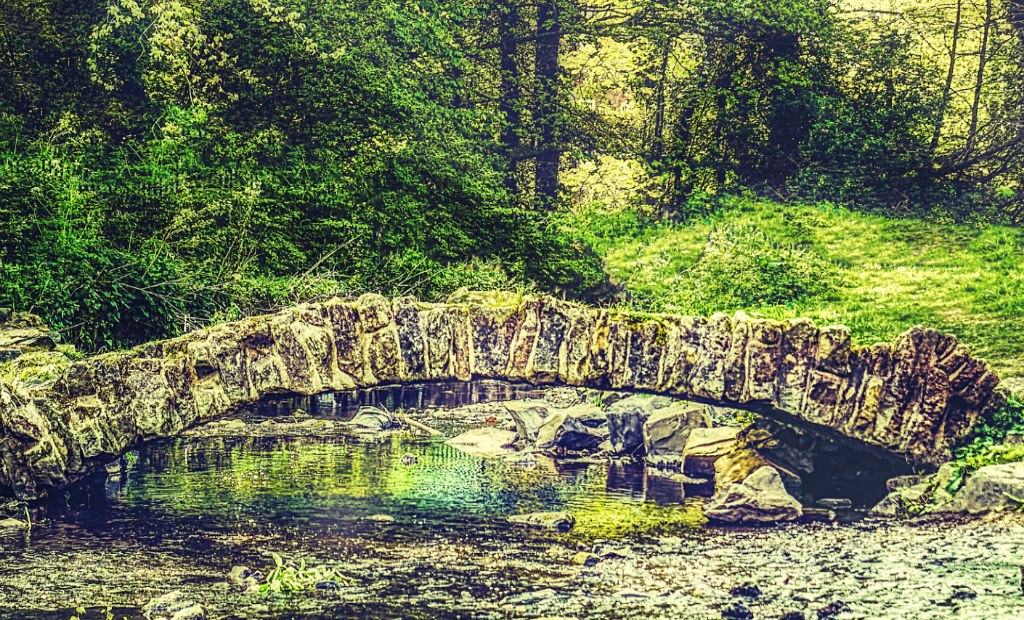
[587,198,1024,379]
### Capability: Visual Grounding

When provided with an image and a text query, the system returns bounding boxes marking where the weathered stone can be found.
[704,466,803,523]
[869,482,929,518]
[445,428,519,458]
[227,565,257,588]
[682,426,742,478]
[934,462,1024,514]
[572,551,601,567]
[535,411,604,452]
[689,313,732,400]
[605,407,647,454]
[713,447,771,494]
[0,293,1002,500]
[614,397,675,455]
[504,401,550,442]
[885,474,922,493]
[643,402,711,462]
[507,511,575,530]
[565,403,607,428]
[348,406,396,431]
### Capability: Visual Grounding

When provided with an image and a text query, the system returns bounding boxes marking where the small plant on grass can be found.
[259,552,350,595]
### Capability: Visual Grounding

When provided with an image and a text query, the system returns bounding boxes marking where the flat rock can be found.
[508,511,575,531]
[704,466,803,523]
[445,428,519,458]
[683,426,742,477]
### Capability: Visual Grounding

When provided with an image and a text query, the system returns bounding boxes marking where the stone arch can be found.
[0,293,1004,500]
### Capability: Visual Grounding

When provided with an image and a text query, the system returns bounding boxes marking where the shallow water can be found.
[1,382,1022,619]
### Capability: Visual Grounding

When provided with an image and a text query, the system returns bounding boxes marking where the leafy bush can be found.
[948,395,1024,493]
[679,224,842,314]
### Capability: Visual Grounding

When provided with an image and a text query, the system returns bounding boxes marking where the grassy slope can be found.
[584,198,1024,380]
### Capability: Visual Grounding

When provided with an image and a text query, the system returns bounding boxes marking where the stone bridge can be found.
[0,293,1004,500]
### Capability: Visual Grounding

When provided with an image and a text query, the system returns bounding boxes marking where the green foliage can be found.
[947,443,1024,496]
[259,553,350,595]
[0,0,607,349]
[948,395,1024,493]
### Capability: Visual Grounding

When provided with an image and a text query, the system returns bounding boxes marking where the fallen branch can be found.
[398,414,442,436]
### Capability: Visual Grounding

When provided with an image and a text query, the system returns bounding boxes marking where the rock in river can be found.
[508,511,575,531]
[534,411,603,452]
[143,591,205,620]
[604,394,673,454]
[504,402,550,441]
[704,466,803,524]
[643,402,711,464]
[348,406,396,431]
[445,428,519,458]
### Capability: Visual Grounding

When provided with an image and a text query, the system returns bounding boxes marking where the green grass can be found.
[578,196,1024,379]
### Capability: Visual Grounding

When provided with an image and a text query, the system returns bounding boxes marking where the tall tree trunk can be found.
[497,0,521,196]
[929,0,962,158]
[648,37,671,163]
[533,0,561,211]
[965,0,993,158]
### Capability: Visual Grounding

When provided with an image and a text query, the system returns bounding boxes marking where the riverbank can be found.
[2,385,1022,619]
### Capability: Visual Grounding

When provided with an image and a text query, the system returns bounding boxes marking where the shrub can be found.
[948,395,1024,493]
[679,224,841,314]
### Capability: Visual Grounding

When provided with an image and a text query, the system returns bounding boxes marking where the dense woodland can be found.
[1,0,1023,350]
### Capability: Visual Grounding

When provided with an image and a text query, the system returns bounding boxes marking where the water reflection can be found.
[247,380,550,421]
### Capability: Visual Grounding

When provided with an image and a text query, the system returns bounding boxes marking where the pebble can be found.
[721,602,754,619]
[816,600,850,618]
[572,552,600,567]
[729,583,762,599]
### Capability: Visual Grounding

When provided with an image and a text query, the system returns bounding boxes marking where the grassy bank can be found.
[576,196,1024,380]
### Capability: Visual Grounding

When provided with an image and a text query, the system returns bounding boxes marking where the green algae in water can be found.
[117,432,702,536]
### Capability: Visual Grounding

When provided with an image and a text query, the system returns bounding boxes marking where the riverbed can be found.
[0,382,1021,619]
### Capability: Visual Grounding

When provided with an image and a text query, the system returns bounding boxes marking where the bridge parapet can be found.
[0,293,1003,500]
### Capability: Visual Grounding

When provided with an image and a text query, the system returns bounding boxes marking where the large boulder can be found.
[504,401,550,441]
[565,403,608,429]
[535,411,604,452]
[933,462,1024,514]
[604,394,675,454]
[713,447,772,495]
[643,402,711,463]
[704,466,803,523]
